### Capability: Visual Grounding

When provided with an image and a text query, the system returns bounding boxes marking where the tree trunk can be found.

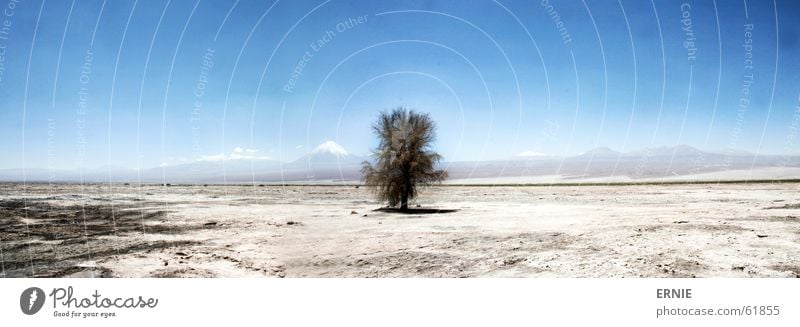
[400,165,410,210]
[400,192,408,210]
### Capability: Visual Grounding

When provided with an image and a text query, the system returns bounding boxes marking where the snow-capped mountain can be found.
[311,140,350,158]
[291,141,365,168]
[575,147,622,158]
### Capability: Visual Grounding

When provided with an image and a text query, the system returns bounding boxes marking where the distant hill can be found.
[624,144,707,157]
[576,146,622,158]
[2,144,799,184]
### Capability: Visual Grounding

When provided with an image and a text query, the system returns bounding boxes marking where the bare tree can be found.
[361,108,448,210]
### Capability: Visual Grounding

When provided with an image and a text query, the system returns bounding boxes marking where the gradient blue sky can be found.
[0,0,798,169]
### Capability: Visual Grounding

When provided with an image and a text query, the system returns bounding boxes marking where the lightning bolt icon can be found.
[29,289,38,310]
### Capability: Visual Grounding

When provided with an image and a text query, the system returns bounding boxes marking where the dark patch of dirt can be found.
[448,232,575,252]
[737,216,800,223]
[0,198,211,277]
[347,251,470,277]
[764,203,800,209]
[45,265,115,278]
[768,264,800,277]
[636,223,748,233]
[150,267,216,278]
[266,221,304,227]
[299,232,572,277]
[4,240,201,277]
[650,257,705,277]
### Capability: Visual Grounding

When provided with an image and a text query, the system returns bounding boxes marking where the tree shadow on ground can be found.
[373,207,459,214]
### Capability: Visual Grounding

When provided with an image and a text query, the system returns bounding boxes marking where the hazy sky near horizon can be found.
[0,0,799,169]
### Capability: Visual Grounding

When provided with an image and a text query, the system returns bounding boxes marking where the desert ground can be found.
[1,182,799,278]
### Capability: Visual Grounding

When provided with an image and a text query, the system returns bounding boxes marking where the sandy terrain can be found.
[1,182,799,278]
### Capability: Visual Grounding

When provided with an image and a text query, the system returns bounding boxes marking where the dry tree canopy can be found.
[361,107,448,210]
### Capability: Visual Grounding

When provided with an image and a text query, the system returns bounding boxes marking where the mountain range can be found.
[1,142,798,183]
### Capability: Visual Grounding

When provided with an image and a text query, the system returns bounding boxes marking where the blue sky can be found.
[0,0,798,169]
